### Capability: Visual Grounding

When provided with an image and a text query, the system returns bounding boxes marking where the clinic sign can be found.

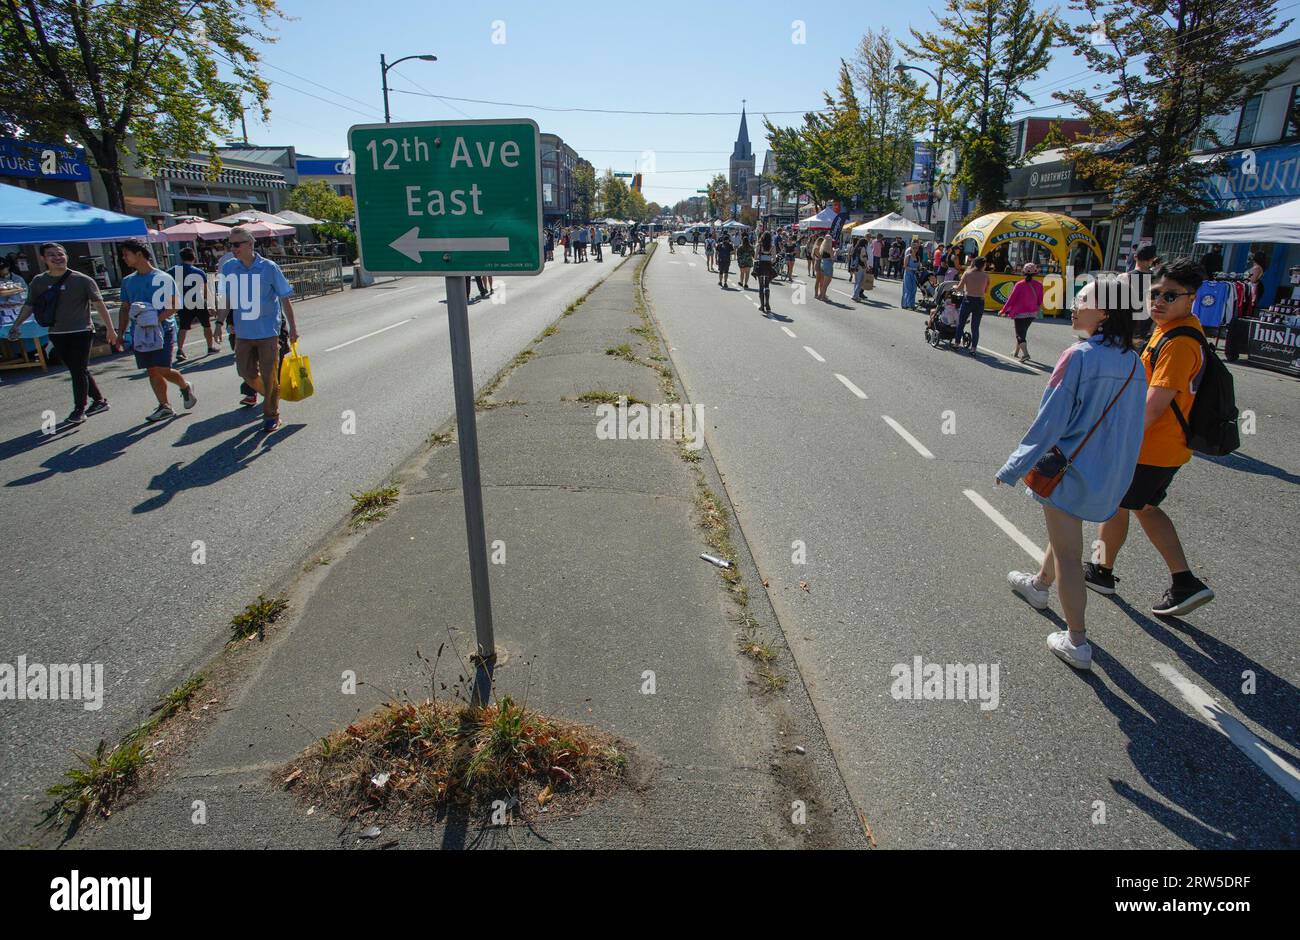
[348,119,543,276]
[0,138,91,182]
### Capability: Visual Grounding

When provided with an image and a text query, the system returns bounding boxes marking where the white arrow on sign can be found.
[390,227,510,262]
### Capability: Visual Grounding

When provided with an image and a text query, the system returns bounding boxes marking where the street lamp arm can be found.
[898,63,940,87]
[383,53,437,74]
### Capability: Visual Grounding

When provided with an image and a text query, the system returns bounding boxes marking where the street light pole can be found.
[380,52,438,123]
[898,63,944,232]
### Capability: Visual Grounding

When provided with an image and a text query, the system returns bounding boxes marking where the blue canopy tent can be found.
[0,181,147,245]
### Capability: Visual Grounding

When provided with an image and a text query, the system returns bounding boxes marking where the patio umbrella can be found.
[213,209,293,226]
[0,180,147,245]
[274,209,324,225]
[226,220,294,238]
[161,219,231,242]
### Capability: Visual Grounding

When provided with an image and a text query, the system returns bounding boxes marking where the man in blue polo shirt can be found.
[218,227,299,432]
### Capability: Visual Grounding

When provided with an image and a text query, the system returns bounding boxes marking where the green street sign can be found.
[348,118,543,277]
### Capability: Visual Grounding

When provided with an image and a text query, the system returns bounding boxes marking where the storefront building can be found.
[155,145,296,221]
[1003,149,1119,272]
[296,155,354,200]
[540,133,578,226]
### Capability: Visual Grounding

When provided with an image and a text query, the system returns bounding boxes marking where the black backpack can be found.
[1148,326,1239,456]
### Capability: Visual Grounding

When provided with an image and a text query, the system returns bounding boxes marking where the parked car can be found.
[671,224,713,246]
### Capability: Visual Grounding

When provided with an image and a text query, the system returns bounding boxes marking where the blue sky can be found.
[242,0,1300,207]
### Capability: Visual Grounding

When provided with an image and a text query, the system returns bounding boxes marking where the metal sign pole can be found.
[444,275,496,706]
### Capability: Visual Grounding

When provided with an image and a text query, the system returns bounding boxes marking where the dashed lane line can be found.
[881,415,934,458]
[962,488,1046,565]
[780,326,797,338]
[1152,662,1300,802]
[324,318,416,352]
[803,346,825,363]
[835,373,868,399]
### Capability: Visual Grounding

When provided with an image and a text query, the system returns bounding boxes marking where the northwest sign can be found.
[348,119,543,276]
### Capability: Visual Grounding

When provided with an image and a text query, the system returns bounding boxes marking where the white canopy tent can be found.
[1196,197,1300,243]
[851,212,934,239]
[797,205,838,231]
[721,219,749,230]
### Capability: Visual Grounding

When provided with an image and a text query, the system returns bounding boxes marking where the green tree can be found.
[762,118,813,216]
[853,28,928,214]
[0,0,283,214]
[905,0,1058,213]
[571,160,596,222]
[706,173,736,219]
[598,169,629,219]
[1056,0,1291,239]
[284,179,353,224]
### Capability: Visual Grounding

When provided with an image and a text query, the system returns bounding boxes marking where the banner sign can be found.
[1245,318,1300,375]
[911,143,933,183]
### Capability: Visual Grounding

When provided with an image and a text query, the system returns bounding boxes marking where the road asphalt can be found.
[645,241,1298,848]
[0,253,624,843]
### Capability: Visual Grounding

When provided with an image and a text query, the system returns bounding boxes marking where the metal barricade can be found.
[274,257,345,300]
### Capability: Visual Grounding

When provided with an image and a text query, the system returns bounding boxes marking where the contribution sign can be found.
[348,118,543,277]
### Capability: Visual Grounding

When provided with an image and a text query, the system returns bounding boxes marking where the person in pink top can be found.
[999,262,1044,361]
[932,245,944,270]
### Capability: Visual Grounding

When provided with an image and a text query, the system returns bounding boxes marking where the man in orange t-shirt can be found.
[1086,258,1215,617]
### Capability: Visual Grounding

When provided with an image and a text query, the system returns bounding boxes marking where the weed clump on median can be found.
[350,485,400,526]
[282,696,626,825]
[42,739,145,830]
[230,595,289,642]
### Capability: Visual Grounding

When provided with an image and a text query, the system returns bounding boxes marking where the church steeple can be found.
[732,102,752,161]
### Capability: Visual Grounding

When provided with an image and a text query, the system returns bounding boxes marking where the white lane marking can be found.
[835,373,868,399]
[667,261,683,265]
[325,318,415,352]
[803,346,825,363]
[881,415,934,458]
[687,262,697,268]
[780,326,797,338]
[962,489,1045,564]
[1152,662,1300,802]
[832,288,857,300]
[982,347,1039,371]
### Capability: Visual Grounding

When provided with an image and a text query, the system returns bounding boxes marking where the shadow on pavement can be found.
[172,406,263,447]
[1196,450,1300,486]
[133,422,304,513]
[1112,595,1300,750]
[4,421,172,483]
[1083,646,1294,848]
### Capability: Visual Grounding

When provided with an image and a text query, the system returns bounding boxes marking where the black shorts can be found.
[1119,463,1180,510]
[178,308,211,330]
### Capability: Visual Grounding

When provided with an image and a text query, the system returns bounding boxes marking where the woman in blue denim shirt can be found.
[996,279,1148,670]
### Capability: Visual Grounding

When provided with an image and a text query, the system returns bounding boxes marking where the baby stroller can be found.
[924,281,971,350]
[914,267,942,313]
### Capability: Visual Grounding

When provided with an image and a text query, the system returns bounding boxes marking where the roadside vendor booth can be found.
[0,181,146,371]
[953,210,1103,315]
[798,205,838,231]
[850,212,934,241]
[1198,199,1300,376]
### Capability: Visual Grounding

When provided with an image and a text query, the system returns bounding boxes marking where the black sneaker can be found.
[1152,579,1215,617]
[85,399,110,416]
[1083,563,1118,596]
[63,411,86,426]
[146,404,175,423]
[175,349,188,363]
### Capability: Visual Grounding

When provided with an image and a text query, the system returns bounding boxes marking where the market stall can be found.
[0,182,146,371]
[953,210,1103,314]
[1198,198,1300,376]
[797,205,838,231]
[850,212,934,240]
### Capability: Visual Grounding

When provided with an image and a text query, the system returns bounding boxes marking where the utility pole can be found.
[898,63,944,231]
[380,52,438,123]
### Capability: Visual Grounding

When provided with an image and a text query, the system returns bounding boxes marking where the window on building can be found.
[1285,85,1300,141]
[1235,93,1263,146]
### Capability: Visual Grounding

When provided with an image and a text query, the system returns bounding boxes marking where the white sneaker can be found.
[1047,631,1092,670]
[1008,570,1049,609]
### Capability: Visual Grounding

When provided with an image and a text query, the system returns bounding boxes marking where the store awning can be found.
[1196,196,1300,243]
[0,181,148,245]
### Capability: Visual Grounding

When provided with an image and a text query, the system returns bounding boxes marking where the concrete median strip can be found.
[54,243,864,850]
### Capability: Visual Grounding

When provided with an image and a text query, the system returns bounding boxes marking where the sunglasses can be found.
[1149,288,1194,303]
